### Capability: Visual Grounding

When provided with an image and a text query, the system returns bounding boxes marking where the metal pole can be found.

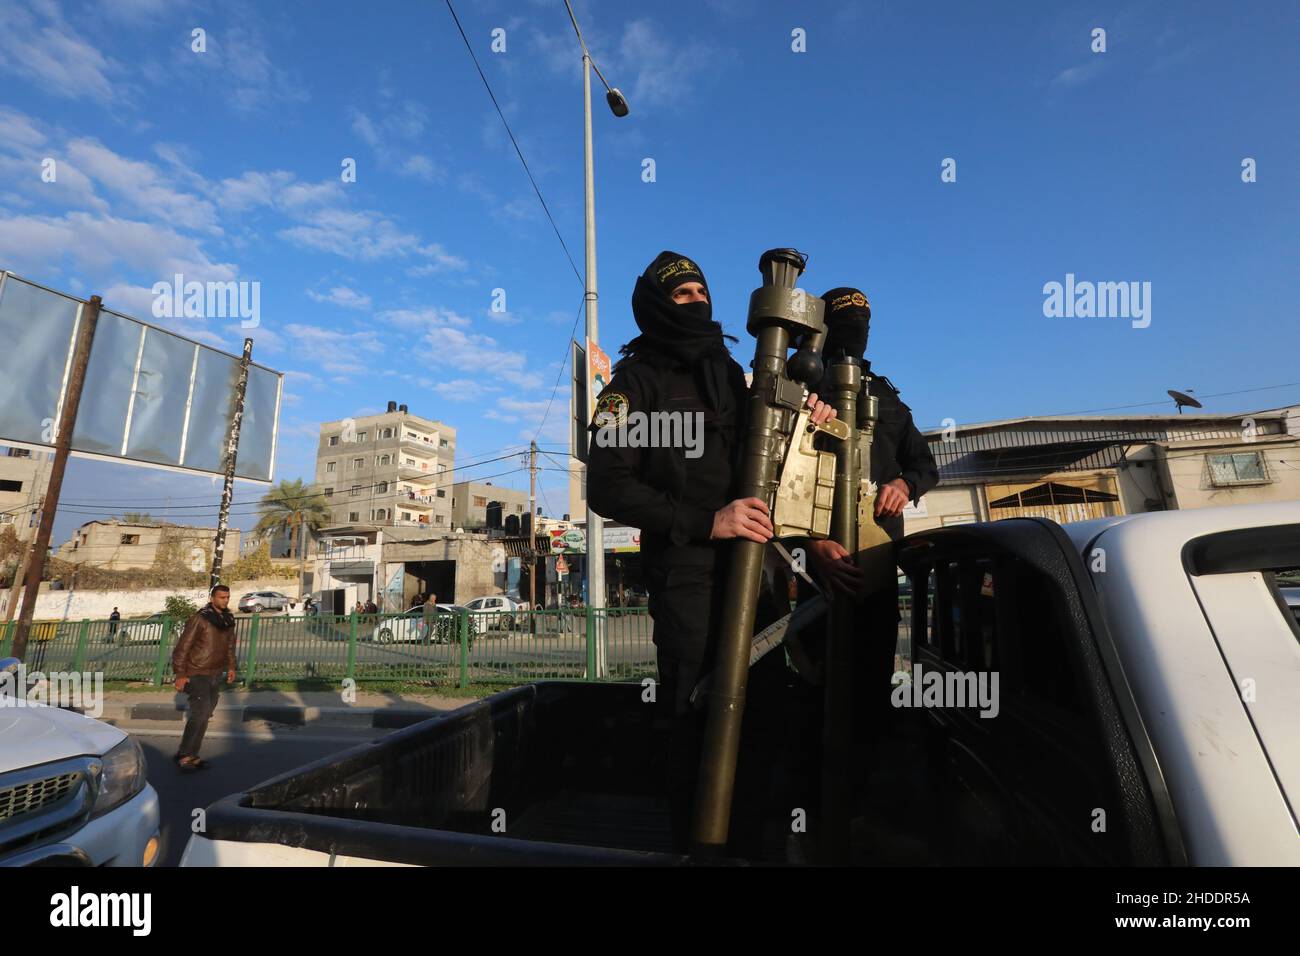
[210,337,253,588]
[11,295,102,662]
[821,358,861,864]
[582,51,608,677]
[2,494,42,625]
[529,441,537,613]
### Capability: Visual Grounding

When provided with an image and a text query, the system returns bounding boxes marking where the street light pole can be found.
[565,0,627,677]
[580,49,607,674]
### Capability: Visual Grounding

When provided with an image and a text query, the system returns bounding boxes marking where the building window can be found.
[516,504,524,513]
[378,454,391,466]
[357,431,368,442]
[372,509,388,521]
[350,485,361,497]
[348,512,360,522]
[437,489,446,498]
[440,439,449,448]
[381,427,394,439]
[326,461,336,473]
[0,514,12,524]
[328,436,339,446]
[376,481,388,494]
[1208,452,1269,486]
[473,495,487,508]
[352,457,364,470]
[0,479,22,493]
[5,448,31,458]
[324,487,334,497]
[404,458,416,467]
[120,534,140,545]
[401,511,412,520]
[435,514,444,524]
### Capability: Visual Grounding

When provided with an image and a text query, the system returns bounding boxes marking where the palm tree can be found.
[253,479,330,560]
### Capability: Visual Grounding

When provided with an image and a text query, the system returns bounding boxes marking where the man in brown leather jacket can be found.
[171,584,238,771]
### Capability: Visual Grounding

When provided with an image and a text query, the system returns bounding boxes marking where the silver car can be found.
[237,591,296,614]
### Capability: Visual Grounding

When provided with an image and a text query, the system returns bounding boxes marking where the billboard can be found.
[0,271,281,482]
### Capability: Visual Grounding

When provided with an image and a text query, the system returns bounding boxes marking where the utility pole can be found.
[12,296,101,662]
[528,441,537,614]
[3,491,44,625]
[210,338,253,589]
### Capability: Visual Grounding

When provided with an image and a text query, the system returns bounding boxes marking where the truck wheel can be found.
[377,627,394,644]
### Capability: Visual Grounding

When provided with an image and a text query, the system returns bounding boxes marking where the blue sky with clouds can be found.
[1,0,1297,545]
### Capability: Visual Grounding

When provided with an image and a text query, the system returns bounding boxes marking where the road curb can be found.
[96,702,443,730]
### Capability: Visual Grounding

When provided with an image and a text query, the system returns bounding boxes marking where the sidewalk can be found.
[96,688,474,731]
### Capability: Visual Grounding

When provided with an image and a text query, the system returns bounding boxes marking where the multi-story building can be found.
[55,520,241,571]
[315,402,457,531]
[450,480,530,531]
[0,446,51,543]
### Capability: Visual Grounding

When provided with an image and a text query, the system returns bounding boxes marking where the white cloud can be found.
[306,286,372,310]
[0,2,124,104]
[66,138,220,233]
[282,322,385,380]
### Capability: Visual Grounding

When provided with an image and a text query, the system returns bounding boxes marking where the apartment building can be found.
[315,402,457,530]
[0,446,51,543]
[450,480,530,530]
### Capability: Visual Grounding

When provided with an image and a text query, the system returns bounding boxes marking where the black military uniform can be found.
[789,288,939,810]
[587,251,770,854]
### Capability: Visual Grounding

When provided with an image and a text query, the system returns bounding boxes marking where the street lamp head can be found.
[605,88,629,117]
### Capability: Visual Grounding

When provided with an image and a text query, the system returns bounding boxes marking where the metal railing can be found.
[0,602,914,689]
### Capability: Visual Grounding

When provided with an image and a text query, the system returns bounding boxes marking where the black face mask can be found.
[676,300,713,324]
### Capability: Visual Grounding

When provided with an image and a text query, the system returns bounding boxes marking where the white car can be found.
[369,604,478,644]
[0,658,160,867]
[110,613,179,646]
[463,596,527,632]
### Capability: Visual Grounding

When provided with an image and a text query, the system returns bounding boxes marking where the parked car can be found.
[369,604,476,647]
[0,658,160,867]
[238,591,296,614]
[463,595,526,632]
[109,613,180,646]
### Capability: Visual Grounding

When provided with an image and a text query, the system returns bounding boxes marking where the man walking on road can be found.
[171,584,238,772]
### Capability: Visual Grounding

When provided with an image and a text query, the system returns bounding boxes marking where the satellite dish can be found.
[1167,389,1202,414]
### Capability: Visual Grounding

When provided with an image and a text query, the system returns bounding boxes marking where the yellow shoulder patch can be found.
[592,391,629,429]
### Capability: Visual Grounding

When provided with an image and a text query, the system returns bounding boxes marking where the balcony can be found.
[397,459,439,478]
[394,491,436,511]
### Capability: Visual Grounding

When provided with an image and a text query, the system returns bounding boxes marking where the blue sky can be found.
[1,0,1297,546]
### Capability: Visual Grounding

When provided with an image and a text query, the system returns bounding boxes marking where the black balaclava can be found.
[623,251,724,362]
[820,287,871,360]
[622,251,737,412]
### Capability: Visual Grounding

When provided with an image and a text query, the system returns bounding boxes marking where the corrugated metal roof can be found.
[925,410,1295,485]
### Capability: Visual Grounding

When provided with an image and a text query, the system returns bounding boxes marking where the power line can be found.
[443,0,584,288]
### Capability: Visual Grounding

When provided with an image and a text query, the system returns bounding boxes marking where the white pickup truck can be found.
[181,502,1299,866]
[0,659,161,867]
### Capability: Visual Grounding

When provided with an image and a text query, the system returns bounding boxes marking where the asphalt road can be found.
[134,726,385,867]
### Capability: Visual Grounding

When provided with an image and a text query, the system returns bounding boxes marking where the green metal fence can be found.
[0,609,656,688]
[0,602,913,688]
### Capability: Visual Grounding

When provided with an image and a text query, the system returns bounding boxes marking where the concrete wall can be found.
[0,577,300,622]
[451,481,529,529]
[1162,438,1300,510]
